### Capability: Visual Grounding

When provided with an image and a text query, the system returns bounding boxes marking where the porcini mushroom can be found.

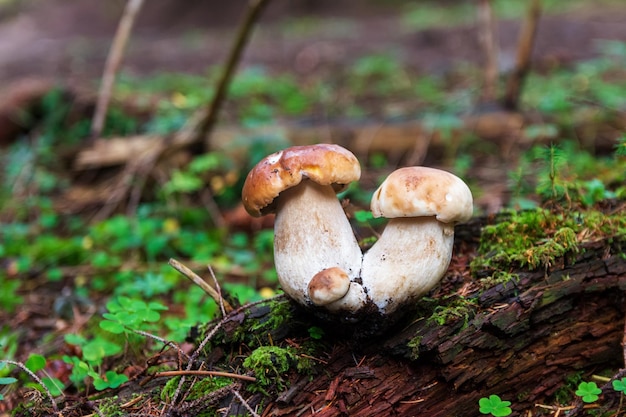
[241,144,366,310]
[360,166,473,315]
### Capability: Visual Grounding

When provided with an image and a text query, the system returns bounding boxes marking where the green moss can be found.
[96,396,124,416]
[187,377,232,400]
[230,299,294,348]
[428,296,477,327]
[242,345,313,393]
[554,371,584,405]
[160,376,181,402]
[407,335,423,359]
[471,207,626,273]
[479,271,520,290]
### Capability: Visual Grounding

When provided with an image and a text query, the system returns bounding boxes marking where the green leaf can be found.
[104,370,128,389]
[0,376,17,385]
[575,381,602,403]
[353,210,374,224]
[81,337,122,363]
[613,378,626,393]
[92,371,128,391]
[41,376,63,396]
[64,333,87,346]
[25,354,46,373]
[479,394,512,416]
[99,320,126,334]
[308,326,324,340]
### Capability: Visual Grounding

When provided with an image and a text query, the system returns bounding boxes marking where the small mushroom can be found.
[241,144,366,310]
[308,267,351,306]
[360,166,473,315]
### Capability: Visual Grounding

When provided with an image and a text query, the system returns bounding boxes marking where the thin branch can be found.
[191,0,272,146]
[477,0,499,103]
[168,258,234,314]
[91,0,145,139]
[132,329,189,360]
[1,360,58,413]
[207,264,227,317]
[502,0,542,110]
[231,388,261,417]
[154,370,256,383]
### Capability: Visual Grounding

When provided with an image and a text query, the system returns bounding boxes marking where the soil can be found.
[1,0,626,86]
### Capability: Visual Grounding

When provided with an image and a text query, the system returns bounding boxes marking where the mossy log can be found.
[204,214,626,417]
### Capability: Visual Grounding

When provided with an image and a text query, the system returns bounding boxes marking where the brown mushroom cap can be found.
[370,166,473,223]
[242,144,361,217]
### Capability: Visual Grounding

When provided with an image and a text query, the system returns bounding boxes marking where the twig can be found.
[231,388,261,417]
[502,0,542,110]
[1,360,59,413]
[132,329,189,360]
[91,0,145,138]
[168,258,233,313]
[92,141,163,221]
[191,0,272,146]
[153,370,256,383]
[477,0,499,103]
[207,264,227,317]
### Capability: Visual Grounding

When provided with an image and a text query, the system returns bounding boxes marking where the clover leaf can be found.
[575,381,602,403]
[613,378,626,394]
[479,394,512,416]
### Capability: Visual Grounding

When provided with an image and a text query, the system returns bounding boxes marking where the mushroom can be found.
[241,144,366,311]
[360,166,473,315]
[308,267,351,306]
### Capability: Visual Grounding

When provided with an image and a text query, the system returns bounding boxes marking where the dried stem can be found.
[477,0,499,103]
[1,360,59,413]
[91,0,145,138]
[192,0,272,146]
[502,0,542,110]
[231,388,261,416]
[168,258,234,314]
[154,370,256,383]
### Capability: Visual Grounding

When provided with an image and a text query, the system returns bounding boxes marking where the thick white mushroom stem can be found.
[273,180,365,308]
[360,217,455,315]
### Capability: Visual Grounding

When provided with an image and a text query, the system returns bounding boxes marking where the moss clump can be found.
[229,298,294,348]
[428,296,477,327]
[96,396,125,416]
[479,270,520,290]
[160,375,232,406]
[242,345,313,393]
[471,207,626,272]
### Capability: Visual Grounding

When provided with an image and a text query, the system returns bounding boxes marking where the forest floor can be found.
[1,1,626,416]
[1,1,626,84]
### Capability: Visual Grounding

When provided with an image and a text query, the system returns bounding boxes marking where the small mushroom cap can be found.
[370,166,473,223]
[308,267,351,306]
[242,144,361,217]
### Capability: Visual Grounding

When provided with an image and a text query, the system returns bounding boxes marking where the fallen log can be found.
[177,207,626,417]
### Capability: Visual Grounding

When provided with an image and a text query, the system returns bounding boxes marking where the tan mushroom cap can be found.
[242,144,361,217]
[370,166,473,223]
[308,267,351,306]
